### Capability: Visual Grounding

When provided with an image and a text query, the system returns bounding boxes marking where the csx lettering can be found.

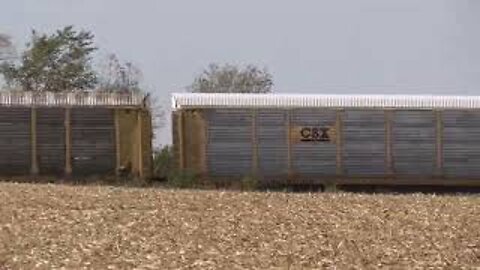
[300,127,330,142]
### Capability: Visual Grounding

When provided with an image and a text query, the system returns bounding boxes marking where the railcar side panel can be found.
[292,109,337,176]
[206,109,253,177]
[343,110,386,176]
[392,110,436,175]
[443,111,480,177]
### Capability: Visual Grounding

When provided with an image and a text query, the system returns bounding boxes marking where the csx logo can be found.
[300,127,331,142]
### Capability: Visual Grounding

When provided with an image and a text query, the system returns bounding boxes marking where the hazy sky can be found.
[1,0,480,144]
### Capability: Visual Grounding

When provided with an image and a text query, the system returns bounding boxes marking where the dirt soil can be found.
[0,183,479,269]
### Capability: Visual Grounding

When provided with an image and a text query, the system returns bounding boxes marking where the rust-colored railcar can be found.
[0,91,152,179]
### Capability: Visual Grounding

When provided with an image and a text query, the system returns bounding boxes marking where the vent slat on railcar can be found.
[392,111,435,175]
[343,110,386,175]
[443,111,480,176]
[71,108,116,176]
[0,108,31,174]
[206,109,252,177]
[292,109,337,176]
[37,108,65,175]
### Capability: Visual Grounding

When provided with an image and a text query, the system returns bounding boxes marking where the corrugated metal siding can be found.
[180,106,480,184]
[392,111,435,175]
[443,111,480,176]
[206,109,252,177]
[257,110,288,176]
[173,93,480,110]
[0,107,31,174]
[71,108,116,176]
[37,108,65,175]
[343,110,386,175]
[292,109,337,175]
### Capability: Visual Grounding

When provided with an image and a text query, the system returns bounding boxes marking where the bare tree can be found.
[0,34,16,61]
[190,63,273,93]
[97,53,164,142]
[97,53,142,93]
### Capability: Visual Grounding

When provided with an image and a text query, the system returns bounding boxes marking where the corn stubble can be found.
[0,183,478,269]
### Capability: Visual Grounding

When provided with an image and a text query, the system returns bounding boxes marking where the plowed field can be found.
[0,183,478,269]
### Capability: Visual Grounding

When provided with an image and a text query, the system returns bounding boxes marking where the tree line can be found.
[0,26,273,94]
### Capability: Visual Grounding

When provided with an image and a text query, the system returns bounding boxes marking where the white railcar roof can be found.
[0,91,146,107]
[172,93,480,110]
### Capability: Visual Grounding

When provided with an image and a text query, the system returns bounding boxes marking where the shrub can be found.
[241,175,259,191]
[153,145,197,188]
[167,169,197,189]
[153,145,173,180]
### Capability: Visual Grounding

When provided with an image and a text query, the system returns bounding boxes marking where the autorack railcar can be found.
[172,93,480,188]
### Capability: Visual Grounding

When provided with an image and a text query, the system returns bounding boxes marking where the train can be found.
[172,93,480,188]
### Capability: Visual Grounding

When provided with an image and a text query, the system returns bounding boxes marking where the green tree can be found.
[0,26,97,92]
[190,63,273,93]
